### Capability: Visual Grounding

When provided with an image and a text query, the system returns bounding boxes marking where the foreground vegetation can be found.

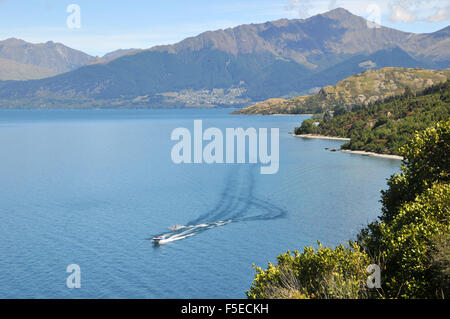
[295,81,450,155]
[248,120,449,299]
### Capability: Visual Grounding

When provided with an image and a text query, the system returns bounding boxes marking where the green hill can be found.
[234,67,450,115]
[294,80,450,155]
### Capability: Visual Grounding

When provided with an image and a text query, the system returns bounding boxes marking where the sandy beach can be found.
[272,114,313,116]
[291,134,404,160]
[292,133,351,141]
[339,149,404,160]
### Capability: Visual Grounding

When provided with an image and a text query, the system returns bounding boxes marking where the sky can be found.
[0,0,449,56]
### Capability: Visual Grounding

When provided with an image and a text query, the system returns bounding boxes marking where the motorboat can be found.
[152,236,165,244]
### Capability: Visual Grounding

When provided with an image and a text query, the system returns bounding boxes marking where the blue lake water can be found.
[0,109,400,299]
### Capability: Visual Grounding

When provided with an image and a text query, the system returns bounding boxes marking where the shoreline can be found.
[291,134,404,160]
[292,133,351,141]
[272,113,313,116]
[339,149,403,160]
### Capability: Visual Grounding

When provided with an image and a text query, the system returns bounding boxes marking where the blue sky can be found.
[0,0,449,56]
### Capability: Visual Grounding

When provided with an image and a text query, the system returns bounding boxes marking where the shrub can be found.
[247,242,371,299]
[381,119,450,222]
[359,120,450,298]
[251,120,450,299]
[431,232,450,298]
[376,183,449,298]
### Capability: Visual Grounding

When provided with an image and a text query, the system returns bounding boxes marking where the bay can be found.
[0,109,400,298]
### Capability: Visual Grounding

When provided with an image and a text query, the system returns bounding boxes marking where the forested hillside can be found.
[295,81,450,155]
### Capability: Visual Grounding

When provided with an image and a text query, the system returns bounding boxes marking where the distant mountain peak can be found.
[0,38,97,79]
[317,7,376,30]
[320,7,367,22]
[436,25,450,32]
[321,7,355,18]
[431,26,450,37]
[1,38,27,46]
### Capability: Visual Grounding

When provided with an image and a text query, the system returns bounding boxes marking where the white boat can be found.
[152,236,164,244]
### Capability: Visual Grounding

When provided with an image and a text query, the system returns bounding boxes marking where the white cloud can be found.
[284,0,359,18]
[389,4,417,22]
[426,7,450,22]
[285,0,314,19]
[283,0,450,26]
[328,0,338,10]
[387,1,450,24]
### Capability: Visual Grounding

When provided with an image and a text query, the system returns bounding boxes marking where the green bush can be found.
[376,183,449,298]
[381,119,450,222]
[359,120,450,298]
[431,232,450,298]
[247,242,371,299]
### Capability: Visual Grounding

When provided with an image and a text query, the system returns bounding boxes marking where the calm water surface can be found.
[0,109,400,298]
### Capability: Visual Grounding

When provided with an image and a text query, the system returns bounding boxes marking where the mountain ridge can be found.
[0,8,449,108]
[0,38,143,80]
[0,38,98,79]
[147,8,449,68]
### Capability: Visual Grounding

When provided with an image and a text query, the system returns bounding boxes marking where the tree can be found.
[404,85,414,98]
[334,106,347,117]
[295,119,317,135]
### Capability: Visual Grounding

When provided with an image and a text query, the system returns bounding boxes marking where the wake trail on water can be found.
[150,166,287,244]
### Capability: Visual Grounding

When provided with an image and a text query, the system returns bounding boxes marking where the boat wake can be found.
[150,166,287,245]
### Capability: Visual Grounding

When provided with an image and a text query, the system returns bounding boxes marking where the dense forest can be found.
[295,81,450,155]
[248,120,450,299]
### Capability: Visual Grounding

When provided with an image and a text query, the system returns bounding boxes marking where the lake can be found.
[0,109,400,298]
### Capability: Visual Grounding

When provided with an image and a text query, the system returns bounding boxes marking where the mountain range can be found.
[0,8,449,109]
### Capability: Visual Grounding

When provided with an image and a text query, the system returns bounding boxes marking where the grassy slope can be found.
[0,57,57,81]
[234,67,450,115]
